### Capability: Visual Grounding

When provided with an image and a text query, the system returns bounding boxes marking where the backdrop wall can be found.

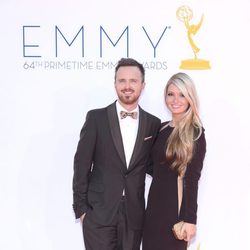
[1,0,250,249]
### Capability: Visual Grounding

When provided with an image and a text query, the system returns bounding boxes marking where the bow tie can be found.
[120,111,138,119]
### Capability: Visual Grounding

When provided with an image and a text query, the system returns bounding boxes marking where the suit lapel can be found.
[128,107,147,169]
[107,102,127,169]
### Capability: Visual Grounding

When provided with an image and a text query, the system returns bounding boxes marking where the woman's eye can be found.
[167,92,173,96]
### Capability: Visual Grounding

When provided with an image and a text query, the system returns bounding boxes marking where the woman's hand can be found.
[180,222,196,242]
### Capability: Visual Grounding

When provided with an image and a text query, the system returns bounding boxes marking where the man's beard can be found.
[118,93,139,105]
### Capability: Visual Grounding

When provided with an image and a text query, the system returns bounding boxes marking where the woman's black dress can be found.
[142,122,206,250]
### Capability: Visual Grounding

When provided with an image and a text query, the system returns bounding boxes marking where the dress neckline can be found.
[160,121,174,132]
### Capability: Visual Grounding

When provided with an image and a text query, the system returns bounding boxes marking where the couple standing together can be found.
[72,58,206,250]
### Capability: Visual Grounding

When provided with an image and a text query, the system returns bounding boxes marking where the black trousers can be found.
[82,198,142,250]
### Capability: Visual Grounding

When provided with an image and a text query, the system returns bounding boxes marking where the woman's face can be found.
[165,83,189,118]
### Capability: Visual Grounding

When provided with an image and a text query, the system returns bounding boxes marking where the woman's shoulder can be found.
[195,126,206,152]
[196,126,206,139]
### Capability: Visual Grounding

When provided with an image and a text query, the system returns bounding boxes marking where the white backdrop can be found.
[1,0,250,249]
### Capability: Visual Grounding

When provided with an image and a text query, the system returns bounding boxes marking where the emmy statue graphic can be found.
[176,6,211,69]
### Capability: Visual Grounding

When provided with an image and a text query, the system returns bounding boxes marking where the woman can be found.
[142,72,206,250]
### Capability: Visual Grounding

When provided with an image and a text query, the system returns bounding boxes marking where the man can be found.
[72,58,160,250]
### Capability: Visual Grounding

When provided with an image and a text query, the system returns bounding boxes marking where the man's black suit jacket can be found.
[73,101,161,230]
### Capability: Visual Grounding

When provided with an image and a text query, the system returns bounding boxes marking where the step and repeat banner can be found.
[1,0,250,249]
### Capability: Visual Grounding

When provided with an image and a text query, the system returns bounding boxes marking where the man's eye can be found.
[131,79,138,84]
[118,79,126,83]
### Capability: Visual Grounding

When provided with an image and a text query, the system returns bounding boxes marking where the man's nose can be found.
[124,81,131,88]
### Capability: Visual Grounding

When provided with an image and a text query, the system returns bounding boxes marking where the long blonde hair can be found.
[164,72,202,176]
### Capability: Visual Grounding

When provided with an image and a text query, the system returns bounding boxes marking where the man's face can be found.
[115,66,145,109]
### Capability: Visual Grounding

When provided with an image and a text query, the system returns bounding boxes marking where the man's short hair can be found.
[115,58,145,82]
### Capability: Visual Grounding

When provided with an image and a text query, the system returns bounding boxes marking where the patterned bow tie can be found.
[120,111,138,119]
